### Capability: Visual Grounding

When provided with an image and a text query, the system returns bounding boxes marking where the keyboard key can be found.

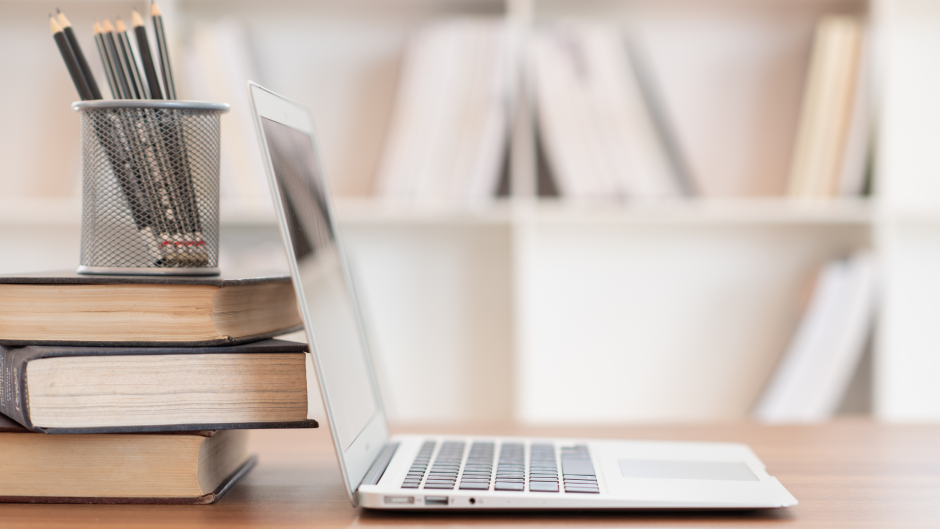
[495,482,525,491]
[460,482,490,490]
[561,461,596,477]
[529,482,559,492]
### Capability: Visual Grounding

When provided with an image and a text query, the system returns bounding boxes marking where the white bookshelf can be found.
[873,0,940,422]
[0,0,884,424]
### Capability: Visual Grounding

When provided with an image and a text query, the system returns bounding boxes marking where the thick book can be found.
[0,413,255,504]
[0,339,319,434]
[0,270,303,346]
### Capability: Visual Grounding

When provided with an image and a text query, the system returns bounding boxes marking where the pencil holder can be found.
[73,100,230,275]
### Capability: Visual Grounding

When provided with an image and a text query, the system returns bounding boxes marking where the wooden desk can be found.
[2,421,939,528]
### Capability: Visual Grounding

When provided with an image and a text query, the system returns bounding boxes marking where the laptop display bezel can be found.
[248,82,390,505]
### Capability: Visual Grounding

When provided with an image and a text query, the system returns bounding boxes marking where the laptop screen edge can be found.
[247,81,390,505]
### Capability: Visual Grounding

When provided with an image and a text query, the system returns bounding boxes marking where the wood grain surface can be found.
[3,420,939,528]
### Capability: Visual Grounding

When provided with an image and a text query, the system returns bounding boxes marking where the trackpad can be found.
[619,460,758,481]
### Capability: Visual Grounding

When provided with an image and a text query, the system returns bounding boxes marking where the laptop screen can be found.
[260,116,380,451]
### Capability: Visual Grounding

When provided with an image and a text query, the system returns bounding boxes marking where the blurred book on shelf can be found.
[752,251,876,423]
[533,23,692,200]
[373,18,511,204]
[788,16,871,199]
[182,19,271,203]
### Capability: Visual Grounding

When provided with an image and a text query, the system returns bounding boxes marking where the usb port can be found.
[424,496,448,505]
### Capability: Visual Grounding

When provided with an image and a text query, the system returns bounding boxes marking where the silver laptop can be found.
[248,82,797,510]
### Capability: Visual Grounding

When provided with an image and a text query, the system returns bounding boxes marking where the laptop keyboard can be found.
[400,440,599,494]
[401,441,436,489]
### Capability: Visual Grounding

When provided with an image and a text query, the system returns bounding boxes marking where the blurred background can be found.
[2,0,938,426]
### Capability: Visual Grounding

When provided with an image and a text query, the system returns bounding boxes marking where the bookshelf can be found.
[874,0,940,422]
[0,0,884,423]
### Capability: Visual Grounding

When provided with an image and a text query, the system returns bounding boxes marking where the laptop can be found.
[247,82,798,510]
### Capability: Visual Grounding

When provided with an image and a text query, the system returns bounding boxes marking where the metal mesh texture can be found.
[79,106,222,271]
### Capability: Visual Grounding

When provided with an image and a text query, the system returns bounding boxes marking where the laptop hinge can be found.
[361,442,400,487]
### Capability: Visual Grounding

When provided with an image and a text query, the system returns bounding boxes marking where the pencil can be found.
[115,18,146,99]
[50,16,92,101]
[102,19,131,99]
[56,10,101,100]
[93,21,118,99]
[151,2,176,99]
[131,9,162,100]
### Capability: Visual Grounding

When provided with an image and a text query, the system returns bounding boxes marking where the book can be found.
[182,19,272,202]
[0,339,319,434]
[787,16,868,198]
[373,18,511,204]
[0,270,302,346]
[752,251,876,422]
[533,23,685,200]
[0,413,255,504]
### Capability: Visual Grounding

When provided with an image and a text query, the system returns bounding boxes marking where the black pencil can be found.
[151,2,176,99]
[115,18,146,99]
[131,9,162,100]
[93,21,118,99]
[102,19,131,99]
[56,10,101,100]
[50,16,92,101]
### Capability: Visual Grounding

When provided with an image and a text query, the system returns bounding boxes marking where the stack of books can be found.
[0,271,317,504]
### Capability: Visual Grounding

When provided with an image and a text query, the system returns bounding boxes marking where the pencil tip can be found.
[151,2,162,17]
[56,10,70,28]
[131,9,145,27]
[49,15,62,34]
[56,7,61,14]
[102,18,114,32]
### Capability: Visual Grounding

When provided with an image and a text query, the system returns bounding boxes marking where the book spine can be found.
[0,348,37,431]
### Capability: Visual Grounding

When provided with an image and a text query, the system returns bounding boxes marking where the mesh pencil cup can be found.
[73,100,230,275]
